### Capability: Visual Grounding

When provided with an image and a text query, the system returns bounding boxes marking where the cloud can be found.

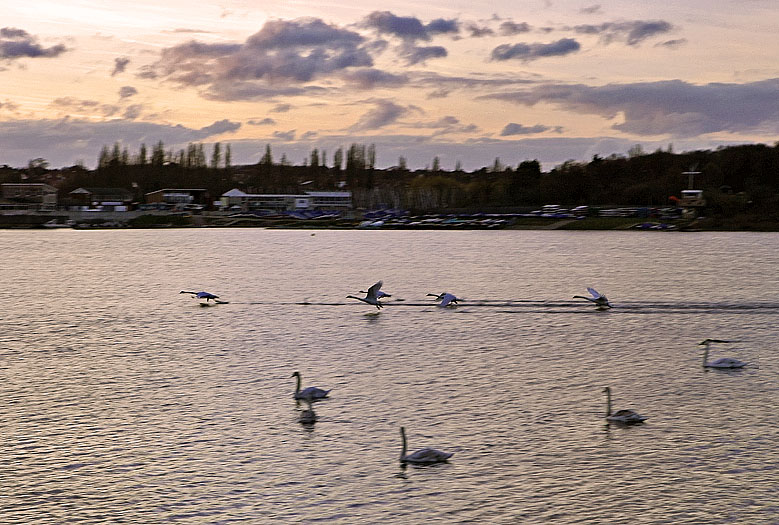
[491,38,580,61]
[656,38,687,49]
[248,118,276,125]
[119,86,138,99]
[123,104,143,119]
[499,21,532,36]
[363,11,459,41]
[349,99,415,131]
[0,117,241,168]
[573,20,673,46]
[399,43,448,65]
[142,17,373,99]
[273,129,296,141]
[465,23,494,38]
[271,103,292,113]
[481,78,779,136]
[50,97,120,117]
[500,123,561,135]
[340,68,408,89]
[0,27,68,61]
[579,5,602,15]
[111,57,130,76]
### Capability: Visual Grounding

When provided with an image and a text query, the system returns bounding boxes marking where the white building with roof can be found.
[220,189,351,213]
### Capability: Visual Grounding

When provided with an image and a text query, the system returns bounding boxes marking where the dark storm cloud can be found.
[480,78,779,136]
[500,123,561,135]
[573,20,673,46]
[349,99,416,131]
[0,117,240,168]
[363,11,459,41]
[141,17,373,99]
[491,38,580,61]
[111,57,130,76]
[0,27,68,60]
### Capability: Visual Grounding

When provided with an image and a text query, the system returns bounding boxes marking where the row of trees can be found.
[3,141,777,216]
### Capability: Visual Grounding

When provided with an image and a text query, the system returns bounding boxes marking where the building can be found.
[144,188,208,206]
[1,183,58,210]
[68,187,134,211]
[220,189,352,213]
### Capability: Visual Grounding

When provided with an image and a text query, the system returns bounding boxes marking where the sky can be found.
[1,0,778,171]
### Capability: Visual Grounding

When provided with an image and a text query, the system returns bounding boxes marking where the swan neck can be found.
[702,344,709,366]
[605,389,612,416]
[400,428,407,459]
[295,374,301,393]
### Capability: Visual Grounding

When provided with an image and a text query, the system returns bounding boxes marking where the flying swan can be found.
[573,287,612,308]
[291,371,331,400]
[603,387,647,424]
[180,290,226,303]
[399,426,453,464]
[427,292,462,307]
[698,339,747,368]
[347,280,385,309]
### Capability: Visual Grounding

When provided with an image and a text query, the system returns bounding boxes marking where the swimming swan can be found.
[698,339,747,368]
[347,280,385,309]
[603,387,647,424]
[399,426,453,464]
[573,287,611,308]
[291,371,330,400]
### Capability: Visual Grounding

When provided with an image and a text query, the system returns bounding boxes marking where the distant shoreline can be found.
[2,212,778,232]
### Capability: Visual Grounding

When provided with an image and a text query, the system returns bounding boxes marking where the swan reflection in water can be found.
[298,399,317,425]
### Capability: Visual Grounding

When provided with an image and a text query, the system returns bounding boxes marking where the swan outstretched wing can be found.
[366,280,383,301]
[586,287,601,299]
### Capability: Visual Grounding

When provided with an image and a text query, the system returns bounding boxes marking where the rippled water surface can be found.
[2,229,777,523]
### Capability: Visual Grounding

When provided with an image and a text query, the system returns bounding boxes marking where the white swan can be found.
[291,371,331,400]
[347,280,385,309]
[399,426,453,464]
[298,400,317,424]
[603,387,647,424]
[573,287,611,308]
[180,290,221,302]
[699,339,747,368]
[427,292,462,307]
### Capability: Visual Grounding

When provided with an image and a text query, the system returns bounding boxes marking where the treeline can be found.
[3,141,778,215]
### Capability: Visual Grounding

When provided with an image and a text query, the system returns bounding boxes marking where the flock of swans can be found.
[180,284,751,464]
[290,371,453,464]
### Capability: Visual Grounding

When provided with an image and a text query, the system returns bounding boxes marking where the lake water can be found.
[2,229,777,524]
